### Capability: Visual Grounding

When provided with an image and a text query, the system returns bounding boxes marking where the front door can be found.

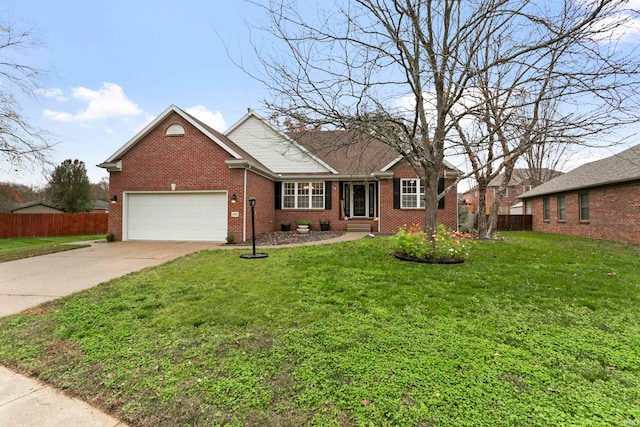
[343,182,376,218]
[353,184,366,216]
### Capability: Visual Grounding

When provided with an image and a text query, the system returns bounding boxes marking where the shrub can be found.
[226,235,236,244]
[106,232,116,242]
[394,223,474,263]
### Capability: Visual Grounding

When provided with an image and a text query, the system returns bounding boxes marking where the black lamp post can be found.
[240,196,268,259]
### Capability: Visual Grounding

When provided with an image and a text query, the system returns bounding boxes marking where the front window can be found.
[543,197,550,220]
[557,195,566,221]
[282,182,324,209]
[579,193,589,221]
[401,178,425,208]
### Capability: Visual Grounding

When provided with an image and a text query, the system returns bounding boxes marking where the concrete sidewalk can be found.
[0,366,126,427]
[0,233,367,426]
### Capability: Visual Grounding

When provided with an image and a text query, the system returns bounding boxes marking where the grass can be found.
[0,232,639,426]
[0,234,106,263]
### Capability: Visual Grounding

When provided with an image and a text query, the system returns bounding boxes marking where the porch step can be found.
[346,223,372,232]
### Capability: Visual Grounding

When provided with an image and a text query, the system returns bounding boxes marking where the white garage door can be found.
[126,192,227,241]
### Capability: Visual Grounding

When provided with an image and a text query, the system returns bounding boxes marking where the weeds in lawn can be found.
[0,233,638,426]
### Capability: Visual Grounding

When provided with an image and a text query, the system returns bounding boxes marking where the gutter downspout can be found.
[376,179,381,233]
[243,168,247,242]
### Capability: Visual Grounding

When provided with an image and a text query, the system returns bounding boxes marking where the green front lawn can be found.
[0,233,638,426]
[0,235,106,263]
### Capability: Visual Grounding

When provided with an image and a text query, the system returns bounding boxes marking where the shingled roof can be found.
[519,144,640,199]
[287,130,401,175]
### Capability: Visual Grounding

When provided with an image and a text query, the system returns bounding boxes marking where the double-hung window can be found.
[282,182,324,209]
[543,197,551,221]
[401,179,425,208]
[579,193,589,221]
[557,195,566,221]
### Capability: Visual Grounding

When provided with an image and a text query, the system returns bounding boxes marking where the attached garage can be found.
[125,192,227,241]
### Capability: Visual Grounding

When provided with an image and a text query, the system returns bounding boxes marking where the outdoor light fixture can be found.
[110,195,118,203]
[240,196,267,259]
[231,194,237,203]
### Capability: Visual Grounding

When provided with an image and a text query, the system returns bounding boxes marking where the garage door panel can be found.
[127,193,227,241]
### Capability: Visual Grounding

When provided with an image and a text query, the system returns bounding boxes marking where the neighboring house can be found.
[518,144,640,245]
[11,201,64,214]
[98,105,459,242]
[91,200,110,213]
[464,168,562,215]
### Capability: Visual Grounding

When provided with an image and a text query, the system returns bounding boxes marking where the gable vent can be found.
[166,124,185,136]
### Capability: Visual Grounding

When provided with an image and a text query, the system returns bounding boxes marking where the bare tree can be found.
[91,176,110,202]
[247,0,639,237]
[449,0,640,237]
[0,22,53,169]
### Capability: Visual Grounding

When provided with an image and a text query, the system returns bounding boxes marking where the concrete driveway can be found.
[0,240,220,317]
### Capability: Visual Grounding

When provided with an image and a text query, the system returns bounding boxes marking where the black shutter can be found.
[393,178,400,209]
[438,177,445,209]
[325,181,332,210]
[275,182,282,210]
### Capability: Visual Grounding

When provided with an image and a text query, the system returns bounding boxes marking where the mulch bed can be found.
[236,230,346,246]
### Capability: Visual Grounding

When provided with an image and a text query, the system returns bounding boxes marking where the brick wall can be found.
[108,112,462,239]
[108,112,244,240]
[528,182,640,245]
[274,180,341,231]
[244,172,276,240]
[379,160,458,233]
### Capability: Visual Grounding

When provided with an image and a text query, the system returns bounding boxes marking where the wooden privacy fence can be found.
[0,213,108,238]
[475,215,533,231]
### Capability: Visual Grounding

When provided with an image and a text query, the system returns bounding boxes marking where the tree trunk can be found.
[485,197,502,238]
[476,182,489,237]
[422,171,439,242]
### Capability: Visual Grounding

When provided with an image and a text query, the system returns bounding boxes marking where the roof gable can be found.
[520,144,640,198]
[99,105,244,168]
[225,111,336,174]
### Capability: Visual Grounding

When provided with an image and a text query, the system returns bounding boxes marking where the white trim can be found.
[281,181,325,210]
[101,105,242,165]
[343,181,377,219]
[243,169,247,242]
[400,178,425,209]
[122,190,228,241]
[96,159,122,172]
[376,179,381,232]
[380,156,462,175]
[380,156,403,172]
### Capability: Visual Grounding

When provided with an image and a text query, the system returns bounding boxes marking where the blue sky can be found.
[2,0,266,186]
[2,0,639,190]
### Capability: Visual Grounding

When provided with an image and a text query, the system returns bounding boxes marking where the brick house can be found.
[518,144,640,245]
[99,105,459,242]
[464,168,561,215]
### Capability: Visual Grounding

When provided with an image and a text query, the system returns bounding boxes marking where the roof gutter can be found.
[518,177,640,200]
[225,159,278,180]
[96,160,122,172]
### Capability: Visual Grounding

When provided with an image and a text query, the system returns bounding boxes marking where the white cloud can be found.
[592,13,640,42]
[35,88,67,102]
[186,105,226,131]
[43,110,74,121]
[43,82,142,122]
